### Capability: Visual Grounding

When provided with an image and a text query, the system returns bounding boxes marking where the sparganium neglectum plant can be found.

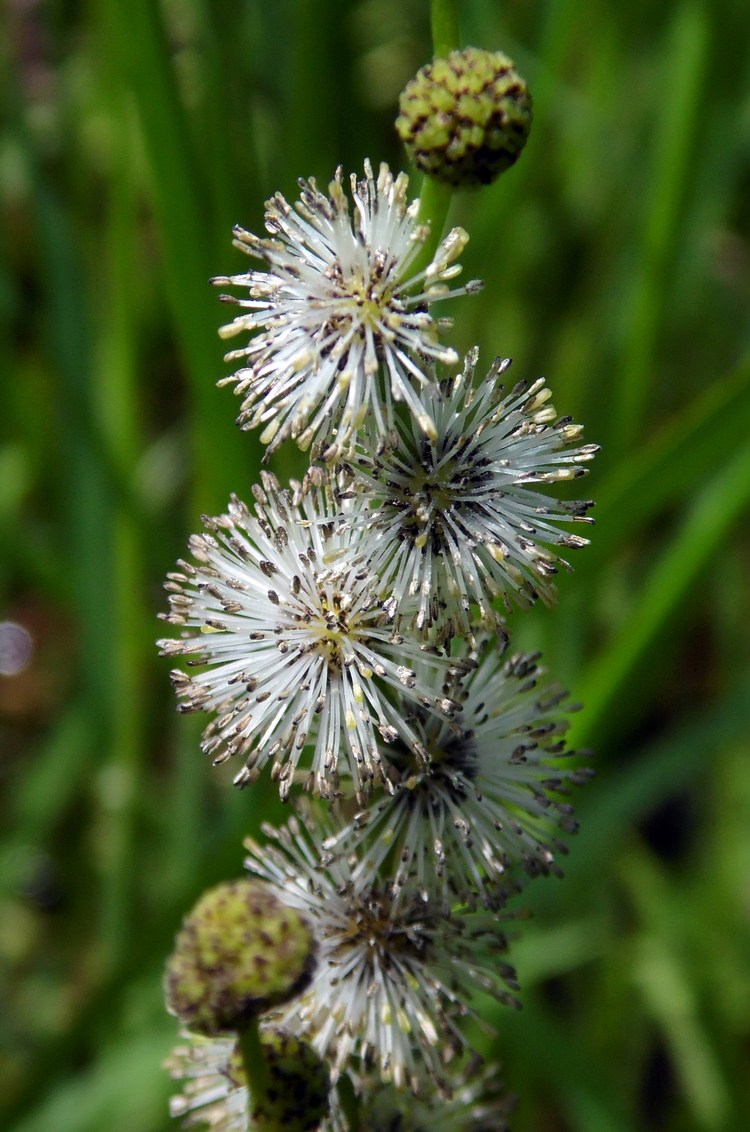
[161,19,595,1132]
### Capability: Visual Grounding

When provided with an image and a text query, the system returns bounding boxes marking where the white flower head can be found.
[166,1035,247,1131]
[212,160,481,462]
[344,348,598,640]
[244,814,520,1092]
[329,641,593,904]
[158,472,471,801]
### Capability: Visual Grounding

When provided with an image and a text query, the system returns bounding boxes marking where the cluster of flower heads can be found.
[162,159,595,1128]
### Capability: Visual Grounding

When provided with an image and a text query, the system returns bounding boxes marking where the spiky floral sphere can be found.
[164,880,316,1036]
[244,815,520,1091]
[396,48,532,187]
[345,348,597,641]
[212,160,481,462]
[158,472,472,802]
[329,640,593,905]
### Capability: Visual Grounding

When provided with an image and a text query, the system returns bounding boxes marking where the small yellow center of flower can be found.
[325,256,399,337]
[305,587,363,674]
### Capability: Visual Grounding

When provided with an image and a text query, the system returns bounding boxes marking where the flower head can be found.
[329,641,593,905]
[212,160,481,462]
[397,48,532,187]
[158,473,471,801]
[344,348,598,640]
[244,814,519,1092]
[164,880,316,1036]
[167,1034,247,1131]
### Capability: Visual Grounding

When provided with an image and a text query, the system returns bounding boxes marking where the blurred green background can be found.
[1,1,749,1129]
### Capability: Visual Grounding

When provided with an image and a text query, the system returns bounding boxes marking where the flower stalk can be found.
[409,0,460,286]
[430,0,461,59]
[238,1019,275,1132]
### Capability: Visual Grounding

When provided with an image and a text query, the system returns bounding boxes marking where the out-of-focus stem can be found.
[409,0,461,274]
[430,0,460,58]
[238,1020,277,1131]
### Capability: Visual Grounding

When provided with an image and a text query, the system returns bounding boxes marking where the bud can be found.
[242,1027,330,1132]
[396,47,532,187]
[164,879,316,1036]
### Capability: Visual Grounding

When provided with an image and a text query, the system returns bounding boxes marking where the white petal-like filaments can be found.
[244,814,519,1091]
[212,161,480,462]
[158,473,469,800]
[345,348,599,640]
[330,642,594,905]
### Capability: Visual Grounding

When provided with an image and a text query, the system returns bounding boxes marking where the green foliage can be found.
[1,1,748,1129]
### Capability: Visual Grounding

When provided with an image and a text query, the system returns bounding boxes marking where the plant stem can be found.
[238,1020,277,1131]
[410,0,461,273]
[335,1073,362,1131]
[415,175,453,244]
[430,0,460,58]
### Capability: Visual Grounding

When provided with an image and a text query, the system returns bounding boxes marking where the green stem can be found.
[409,0,461,275]
[430,0,460,58]
[335,1073,362,1131]
[414,176,454,260]
[238,1020,277,1132]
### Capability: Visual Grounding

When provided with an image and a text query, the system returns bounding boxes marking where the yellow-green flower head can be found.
[396,48,532,187]
[164,880,316,1036]
[249,1027,330,1131]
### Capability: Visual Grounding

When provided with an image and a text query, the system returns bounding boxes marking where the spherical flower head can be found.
[167,1027,330,1132]
[158,472,471,801]
[164,880,316,1036]
[250,1027,330,1131]
[330,640,594,905]
[396,48,532,187]
[212,160,481,463]
[244,814,520,1092]
[344,347,598,641]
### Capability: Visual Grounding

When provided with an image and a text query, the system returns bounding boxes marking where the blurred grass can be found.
[1,1,749,1129]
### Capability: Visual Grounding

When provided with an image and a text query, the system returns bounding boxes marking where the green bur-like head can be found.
[224,1027,330,1131]
[396,47,532,187]
[164,880,316,1035]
